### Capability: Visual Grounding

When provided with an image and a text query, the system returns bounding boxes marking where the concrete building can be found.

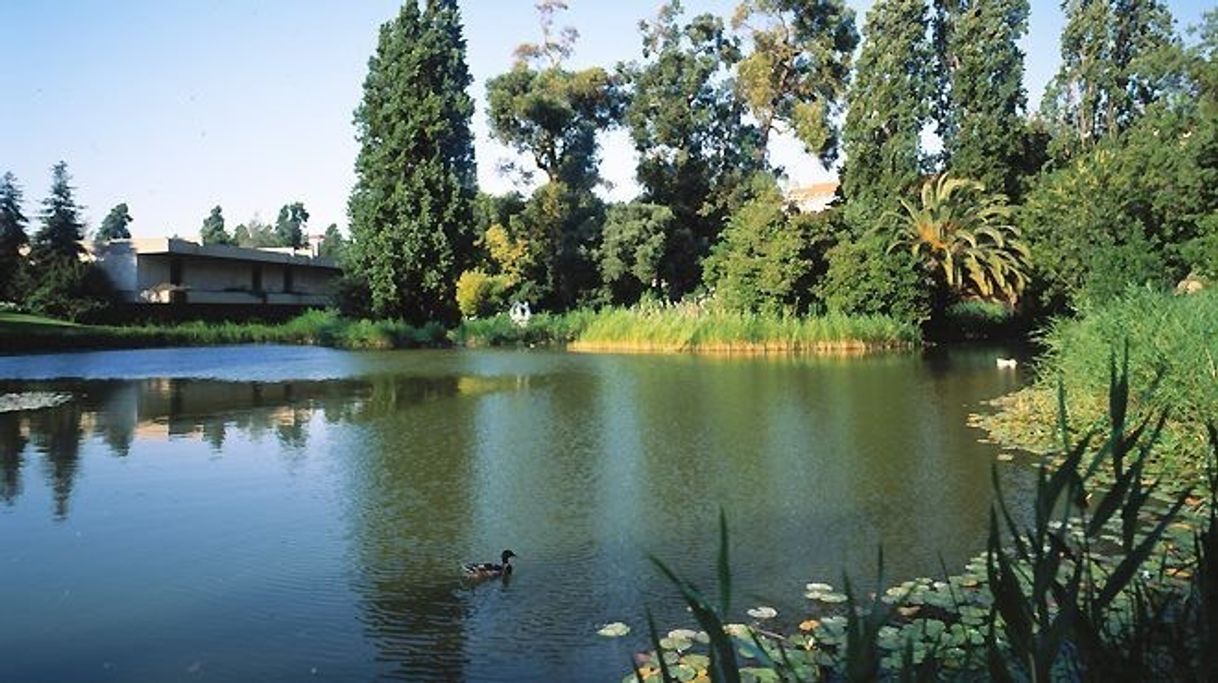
[92,238,340,310]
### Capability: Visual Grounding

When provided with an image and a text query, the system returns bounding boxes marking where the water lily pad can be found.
[660,635,693,652]
[805,582,833,592]
[746,606,778,620]
[798,619,819,632]
[598,622,631,637]
[682,653,710,669]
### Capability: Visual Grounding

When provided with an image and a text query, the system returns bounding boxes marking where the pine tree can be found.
[200,206,233,246]
[841,0,933,225]
[0,172,28,301]
[1042,0,1178,158]
[935,0,1030,198]
[97,202,133,240]
[33,161,85,261]
[0,172,27,258]
[348,0,477,323]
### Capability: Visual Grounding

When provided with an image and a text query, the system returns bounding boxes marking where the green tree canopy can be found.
[347,0,477,323]
[318,223,345,259]
[1041,0,1180,159]
[275,202,309,248]
[33,161,86,262]
[703,175,825,314]
[597,202,673,304]
[934,0,1031,199]
[623,2,763,297]
[97,202,133,241]
[732,0,858,163]
[200,205,233,246]
[841,0,932,225]
[0,172,28,258]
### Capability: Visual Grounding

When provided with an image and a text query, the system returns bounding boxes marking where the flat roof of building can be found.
[115,238,341,269]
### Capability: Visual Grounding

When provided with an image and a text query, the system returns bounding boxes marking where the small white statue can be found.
[508,301,532,327]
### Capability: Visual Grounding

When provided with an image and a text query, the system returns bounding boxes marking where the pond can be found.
[0,345,1034,681]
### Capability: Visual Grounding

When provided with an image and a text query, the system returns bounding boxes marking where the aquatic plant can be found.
[629,352,1218,681]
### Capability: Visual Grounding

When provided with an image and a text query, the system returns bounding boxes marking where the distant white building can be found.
[785,180,840,214]
[91,238,340,309]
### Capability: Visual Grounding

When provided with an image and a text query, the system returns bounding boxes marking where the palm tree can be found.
[889,174,1030,302]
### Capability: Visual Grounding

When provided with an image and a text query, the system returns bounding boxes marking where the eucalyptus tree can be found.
[348,0,477,323]
[731,0,858,164]
[841,0,933,226]
[933,0,1031,198]
[890,174,1029,303]
[485,0,622,308]
[97,203,133,240]
[622,1,762,296]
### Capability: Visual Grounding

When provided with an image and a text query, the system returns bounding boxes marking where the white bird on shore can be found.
[996,358,1018,369]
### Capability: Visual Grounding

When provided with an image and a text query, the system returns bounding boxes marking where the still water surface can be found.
[0,345,1031,681]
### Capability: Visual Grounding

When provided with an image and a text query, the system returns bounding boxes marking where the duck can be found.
[461,549,516,579]
[996,358,1018,369]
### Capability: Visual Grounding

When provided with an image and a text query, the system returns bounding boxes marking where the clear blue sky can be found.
[0,0,1210,239]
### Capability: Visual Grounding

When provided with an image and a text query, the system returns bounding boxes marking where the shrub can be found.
[819,234,932,324]
[702,179,824,314]
[25,258,113,322]
[455,269,511,318]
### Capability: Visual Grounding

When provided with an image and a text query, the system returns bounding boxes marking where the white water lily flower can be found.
[747,606,778,620]
[597,622,630,637]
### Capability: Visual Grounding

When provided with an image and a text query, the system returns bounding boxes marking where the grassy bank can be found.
[453,304,921,353]
[0,309,447,353]
[975,286,1218,490]
[2,305,921,356]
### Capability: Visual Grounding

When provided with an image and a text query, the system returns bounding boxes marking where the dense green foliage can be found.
[820,234,932,323]
[840,0,932,222]
[731,0,858,162]
[702,178,824,314]
[622,3,761,296]
[96,202,133,240]
[985,287,1218,485]
[347,0,476,324]
[274,201,309,249]
[1041,0,1180,160]
[596,202,673,304]
[934,0,1031,199]
[32,161,85,261]
[199,205,232,245]
[0,172,29,302]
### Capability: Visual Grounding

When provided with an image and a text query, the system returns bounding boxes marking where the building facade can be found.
[92,238,340,309]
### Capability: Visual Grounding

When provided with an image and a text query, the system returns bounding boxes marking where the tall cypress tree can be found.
[33,161,85,261]
[348,0,476,323]
[1042,0,1178,158]
[934,0,1029,198]
[841,0,932,225]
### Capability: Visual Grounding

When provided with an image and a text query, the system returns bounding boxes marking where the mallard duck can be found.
[461,549,516,579]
